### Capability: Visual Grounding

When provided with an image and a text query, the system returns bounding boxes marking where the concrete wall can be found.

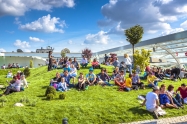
[0,56,45,68]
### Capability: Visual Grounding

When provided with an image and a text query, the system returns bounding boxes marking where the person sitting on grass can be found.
[142,86,160,119]
[6,70,13,78]
[132,71,145,89]
[2,64,6,69]
[20,75,28,89]
[80,56,88,68]
[114,70,126,90]
[113,58,120,68]
[97,69,112,86]
[50,72,61,89]
[147,72,158,88]
[61,70,74,88]
[57,78,69,92]
[167,85,183,108]
[2,76,21,95]
[66,58,72,67]
[77,72,85,91]
[159,84,178,109]
[92,58,100,69]
[111,67,120,80]
[70,64,77,84]
[85,68,97,87]
[124,74,138,92]
[72,58,80,70]
[176,83,187,104]
[63,64,71,72]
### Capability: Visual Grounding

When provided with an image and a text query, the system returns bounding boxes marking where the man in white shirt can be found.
[80,56,88,68]
[142,86,160,119]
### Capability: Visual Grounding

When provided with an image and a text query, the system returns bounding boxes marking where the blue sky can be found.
[1,0,187,53]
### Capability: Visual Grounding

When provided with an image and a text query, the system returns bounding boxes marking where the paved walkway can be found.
[125,115,187,124]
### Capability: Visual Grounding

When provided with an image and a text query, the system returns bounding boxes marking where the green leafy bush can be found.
[59,93,66,100]
[46,93,54,100]
[45,86,56,96]
[30,60,33,68]
[23,67,30,78]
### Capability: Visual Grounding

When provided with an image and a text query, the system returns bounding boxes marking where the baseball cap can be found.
[89,68,94,71]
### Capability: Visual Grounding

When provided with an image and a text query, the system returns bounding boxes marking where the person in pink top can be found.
[91,58,100,69]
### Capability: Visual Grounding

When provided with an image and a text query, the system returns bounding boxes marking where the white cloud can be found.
[119,41,124,44]
[161,28,184,36]
[107,22,124,34]
[14,40,30,49]
[0,48,6,52]
[84,31,109,44]
[68,40,73,44]
[180,20,187,29]
[29,37,44,42]
[24,49,31,52]
[99,0,187,34]
[0,0,75,16]
[19,14,65,33]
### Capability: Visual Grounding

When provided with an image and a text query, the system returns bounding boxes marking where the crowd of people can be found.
[1,51,187,120]
[1,70,28,96]
[1,63,21,69]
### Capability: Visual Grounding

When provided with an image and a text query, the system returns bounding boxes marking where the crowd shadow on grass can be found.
[41,86,48,89]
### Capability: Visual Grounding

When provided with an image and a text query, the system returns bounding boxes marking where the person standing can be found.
[48,51,53,71]
[124,54,132,75]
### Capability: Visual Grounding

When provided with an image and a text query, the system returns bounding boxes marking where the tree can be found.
[17,49,23,52]
[125,25,144,62]
[82,48,92,61]
[23,67,30,77]
[61,48,70,57]
[133,49,151,72]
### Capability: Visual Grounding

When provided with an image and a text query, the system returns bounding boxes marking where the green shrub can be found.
[30,60,33,68]
[45,86,56,96]
[23,67,30,78]
[59,93,66,100]
[46,93,54,100]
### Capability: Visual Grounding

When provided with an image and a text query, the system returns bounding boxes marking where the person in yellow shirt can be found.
[124,74,138,92]
[147,72,158,88]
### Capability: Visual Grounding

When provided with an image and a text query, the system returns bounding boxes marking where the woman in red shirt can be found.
[92,58,100,69]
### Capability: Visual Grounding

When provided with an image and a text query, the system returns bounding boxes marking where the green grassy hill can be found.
[0,66,187,124]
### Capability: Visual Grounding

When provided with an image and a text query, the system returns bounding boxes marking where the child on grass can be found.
[77,72,85,91]
[57,78,69,92]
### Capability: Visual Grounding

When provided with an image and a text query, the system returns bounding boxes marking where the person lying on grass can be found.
[114,70,126,90]
[142,86,161,119]
[61,70,74,88]
[57,78,69,92]
[69,64,77,84]
[124,74,138,92]
[132,71,145,89]
[176,83,187,104]
[85,68,97,86]
[167,85,183,108]
[77,72,85,91]
[147,72,159,88]
[159,84,179,109]
[2,76,21,96]
[97,69,112,86]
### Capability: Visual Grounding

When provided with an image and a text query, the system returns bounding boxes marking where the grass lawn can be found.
[0,65,187,124]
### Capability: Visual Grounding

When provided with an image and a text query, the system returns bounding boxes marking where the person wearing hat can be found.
[142,86,160,119]
[147,72,158,88]
[176,83,187,104]
[85,68,97,86]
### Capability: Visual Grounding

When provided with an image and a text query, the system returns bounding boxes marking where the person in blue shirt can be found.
[57,77,69,92]
[61,70,73,87]
[63,64,71,72]
[85,68,97,86]
[132,71,145,89]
